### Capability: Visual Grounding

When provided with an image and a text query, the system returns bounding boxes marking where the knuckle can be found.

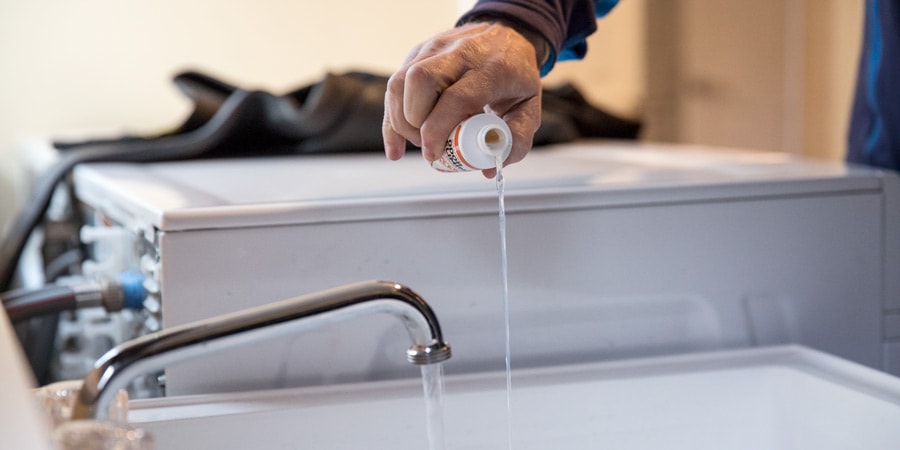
[404,62,434,87]
[419,121,449,147]
[440,84,480,111]
[386,72,406,97]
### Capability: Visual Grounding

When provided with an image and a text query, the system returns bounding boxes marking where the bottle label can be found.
[432,113,511,173]
[432,124,476,172]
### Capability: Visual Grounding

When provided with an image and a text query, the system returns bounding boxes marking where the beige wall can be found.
[803,0,864,162]
[643,0,862,159]
[0,0,459,233]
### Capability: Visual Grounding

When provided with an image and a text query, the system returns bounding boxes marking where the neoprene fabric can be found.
[55,70,641,157]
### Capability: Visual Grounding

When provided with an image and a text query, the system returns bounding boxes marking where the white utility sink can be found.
[128,345,900,449]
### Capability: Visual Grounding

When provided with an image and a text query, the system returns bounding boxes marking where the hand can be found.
[382,21,544,177]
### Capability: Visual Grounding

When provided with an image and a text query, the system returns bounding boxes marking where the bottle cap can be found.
[477,122,512,161]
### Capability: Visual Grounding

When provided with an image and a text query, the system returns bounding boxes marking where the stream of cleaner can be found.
[497,162,513,450]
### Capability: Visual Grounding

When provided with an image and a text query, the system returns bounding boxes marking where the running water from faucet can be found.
[422,363,446,450]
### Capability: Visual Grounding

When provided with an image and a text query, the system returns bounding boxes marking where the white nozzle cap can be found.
[479,125,511,160]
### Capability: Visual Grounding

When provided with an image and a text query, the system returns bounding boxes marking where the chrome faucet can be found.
[71,280,451,420]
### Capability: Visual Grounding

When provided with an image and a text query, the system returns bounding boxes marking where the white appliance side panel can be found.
[158,191,884,396]
[880,172,900,371]
[882,173,900,312]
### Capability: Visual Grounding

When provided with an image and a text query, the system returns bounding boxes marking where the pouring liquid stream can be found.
[496,160,514,450]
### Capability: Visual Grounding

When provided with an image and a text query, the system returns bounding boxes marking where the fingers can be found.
[382,22,543,168]
[381,110,409,161]
[480,96,542,179]
[390,51,476,162]
[418,74,492,161]
[384,56,422,159]
[402,61,455,129]
[498,95,542,167]
[386,34,479,162]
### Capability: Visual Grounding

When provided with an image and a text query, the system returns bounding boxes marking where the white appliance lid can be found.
[72,141,883,232]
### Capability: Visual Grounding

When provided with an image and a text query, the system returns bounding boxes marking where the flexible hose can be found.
[2,273,146,323]
[0,90,258,291]
[2,285,77,322]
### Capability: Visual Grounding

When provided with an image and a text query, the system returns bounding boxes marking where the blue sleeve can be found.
[847,0,900,170]
[457,0,619,76]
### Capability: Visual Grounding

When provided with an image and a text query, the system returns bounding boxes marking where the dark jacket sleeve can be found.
[457,0,618,75]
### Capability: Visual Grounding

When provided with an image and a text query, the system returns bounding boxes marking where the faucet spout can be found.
[70,280,451,420]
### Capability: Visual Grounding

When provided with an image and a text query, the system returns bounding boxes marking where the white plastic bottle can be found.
[432,113,512,172]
